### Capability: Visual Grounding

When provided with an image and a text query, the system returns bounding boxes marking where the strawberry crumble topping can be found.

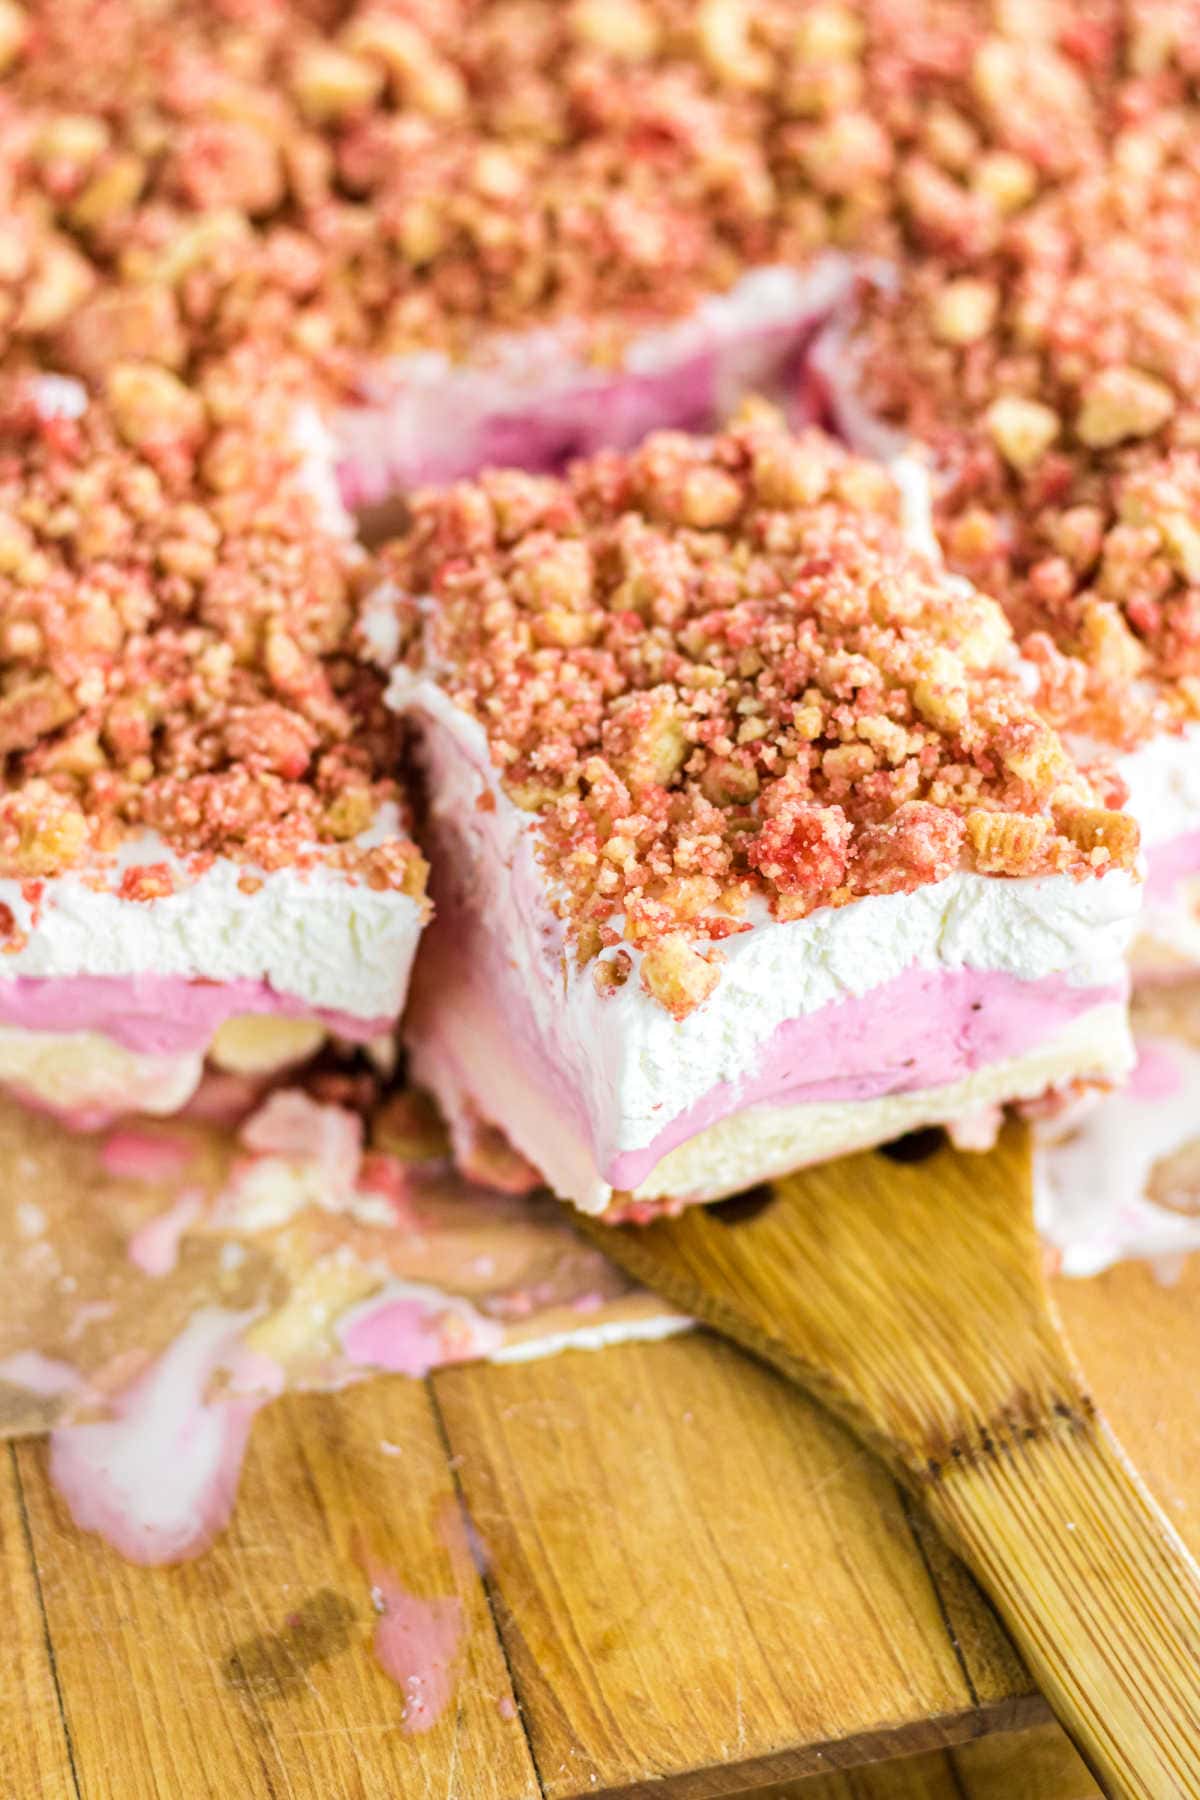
[846,30,1200,747]
[0,0,929,385]
[0,363,425,895]
[386,408,1136,1017]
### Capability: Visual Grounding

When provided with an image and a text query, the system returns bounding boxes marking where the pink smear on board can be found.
[1128,1042,1185,1103]
[48,1308,282,1566]
[357,1543,464,1734]
[497,1696,517,1721]
[337,1285,504,1378]
[101,1129,193,1184]
[127,1188,205,1278]
[437,1494,490,1580]
[339,1297,456,1377]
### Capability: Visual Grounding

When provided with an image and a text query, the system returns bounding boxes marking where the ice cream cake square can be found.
[383,409,1140,1214]
[0,366,427,1125]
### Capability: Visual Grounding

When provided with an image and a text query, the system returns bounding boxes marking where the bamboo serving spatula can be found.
[582,1123,1200,1799]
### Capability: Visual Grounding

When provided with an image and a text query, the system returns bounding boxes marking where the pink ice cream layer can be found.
[603,964,1124,1190]
[336,310,823,507]
[1144,829,1200,904]
[0,973,392,1056]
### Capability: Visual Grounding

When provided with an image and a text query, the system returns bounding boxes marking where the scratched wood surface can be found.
[4,1244,1197,1800]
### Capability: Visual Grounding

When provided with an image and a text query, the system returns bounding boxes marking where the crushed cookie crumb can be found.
[117,861,174,903]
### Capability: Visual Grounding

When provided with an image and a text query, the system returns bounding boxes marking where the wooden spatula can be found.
[581,1122,1200,1799]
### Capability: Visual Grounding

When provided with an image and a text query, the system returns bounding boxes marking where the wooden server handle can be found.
[583,1130,1200,1800]
[927,1416,1200,1800]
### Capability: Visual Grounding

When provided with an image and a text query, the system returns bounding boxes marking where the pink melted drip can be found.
[1128,1041,1185,1102]
[357,1544,464,1733]
[101,1129,193,1184]
[48,1308,282,1566]
[127,1188,205,1278]
[337,1285,504,1378]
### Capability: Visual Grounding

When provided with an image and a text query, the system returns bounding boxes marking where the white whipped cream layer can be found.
[1036,1030,1200,1278]
[0,808,423,1020]
[391,674,1139,1205]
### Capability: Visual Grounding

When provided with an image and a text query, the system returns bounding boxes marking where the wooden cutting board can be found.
[4,1236,1195,1800]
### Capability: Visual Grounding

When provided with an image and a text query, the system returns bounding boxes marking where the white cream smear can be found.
[1037,1033,1200,1277]
[48,1307,279,1566]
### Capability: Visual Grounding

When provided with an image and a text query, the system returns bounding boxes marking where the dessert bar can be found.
[386,412,1139,1214]
[0,368,427,1124]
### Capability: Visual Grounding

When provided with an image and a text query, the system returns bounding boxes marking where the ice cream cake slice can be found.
[383,409,1139,1214]
[0,367,427,1125]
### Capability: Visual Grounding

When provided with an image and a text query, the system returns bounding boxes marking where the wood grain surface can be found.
[435,1333,1002,1798]
[4,1246,1196,1800]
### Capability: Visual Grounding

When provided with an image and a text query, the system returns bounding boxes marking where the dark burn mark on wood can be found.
[919,1388,1098,1483]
